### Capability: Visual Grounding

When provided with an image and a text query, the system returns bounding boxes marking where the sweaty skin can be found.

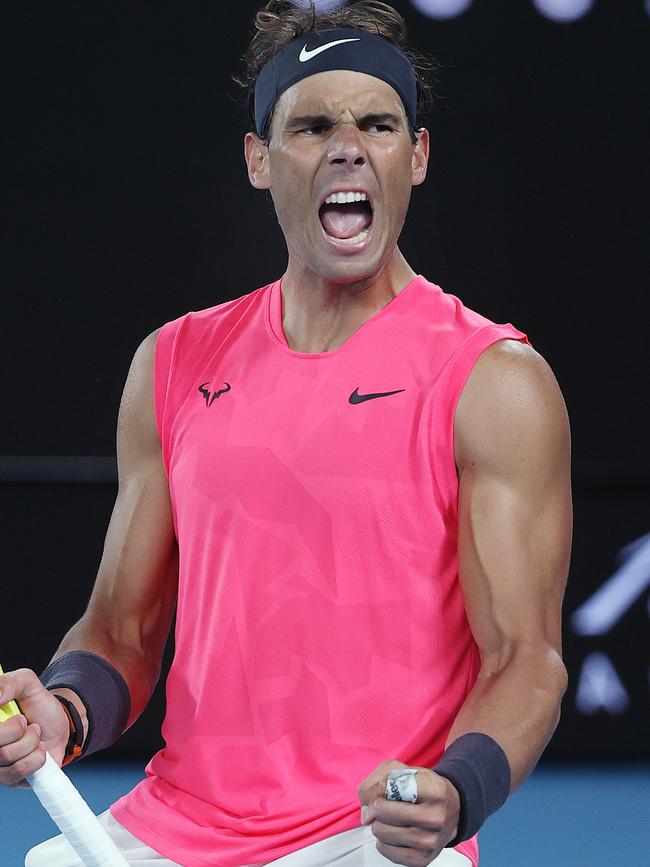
[244,70,429,353]
[0,67,570,865]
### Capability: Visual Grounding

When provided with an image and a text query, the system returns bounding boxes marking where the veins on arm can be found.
[448,338,572,789]
[51,329,178,729]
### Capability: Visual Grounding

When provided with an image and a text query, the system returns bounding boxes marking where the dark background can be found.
[2,1,648,762]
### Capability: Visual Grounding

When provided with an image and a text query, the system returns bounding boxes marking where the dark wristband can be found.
[52,694,84,766]
[432,732,511,845]
[40,651,131,759]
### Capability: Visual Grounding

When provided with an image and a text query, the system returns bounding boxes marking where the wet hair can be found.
[233,0,439,143]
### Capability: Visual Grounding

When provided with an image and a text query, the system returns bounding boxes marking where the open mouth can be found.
[318,191,373,245]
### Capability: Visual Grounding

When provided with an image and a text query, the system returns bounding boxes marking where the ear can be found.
[411,127,429,187]
[244,132,271,190]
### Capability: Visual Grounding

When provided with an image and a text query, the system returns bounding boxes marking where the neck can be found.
[280,248,417,354]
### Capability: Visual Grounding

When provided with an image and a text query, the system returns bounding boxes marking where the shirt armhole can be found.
[153,317,185,476]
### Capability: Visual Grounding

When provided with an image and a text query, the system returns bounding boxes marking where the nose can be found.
[327,122,366,168]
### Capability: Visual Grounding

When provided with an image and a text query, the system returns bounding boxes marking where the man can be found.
[0,2,571,865]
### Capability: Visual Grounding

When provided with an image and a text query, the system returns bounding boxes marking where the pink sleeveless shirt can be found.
[111,274,529,867]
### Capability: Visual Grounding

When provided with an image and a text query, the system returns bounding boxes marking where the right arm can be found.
[0,328,179,783]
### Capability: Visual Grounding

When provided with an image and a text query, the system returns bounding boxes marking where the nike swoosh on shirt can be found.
[349,387,406,404]
[299,38,361,63]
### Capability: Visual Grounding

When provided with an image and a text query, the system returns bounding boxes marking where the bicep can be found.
[454,340,572,660]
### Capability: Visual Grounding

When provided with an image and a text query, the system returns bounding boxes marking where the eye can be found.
[365,123,394,134]
[301,124,328,135]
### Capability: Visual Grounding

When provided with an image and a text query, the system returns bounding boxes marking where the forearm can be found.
[446,641,568,791]
[49,614,163,731]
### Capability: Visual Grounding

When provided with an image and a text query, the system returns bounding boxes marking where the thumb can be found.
[360,780,386,824]
[360,805,372,825]
[0,668,47,711]
[358,759,409,824]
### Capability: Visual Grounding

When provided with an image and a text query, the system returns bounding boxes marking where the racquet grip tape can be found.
[28,753,130,866]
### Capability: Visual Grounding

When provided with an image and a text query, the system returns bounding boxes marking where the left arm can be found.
[448,337,572,788]
[359,339,572,862]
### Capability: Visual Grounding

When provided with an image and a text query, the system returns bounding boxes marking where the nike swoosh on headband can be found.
[299,38,361,63]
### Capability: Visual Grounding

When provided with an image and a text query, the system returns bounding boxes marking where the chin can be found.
[311,236,391,285]
[313,255,383,285]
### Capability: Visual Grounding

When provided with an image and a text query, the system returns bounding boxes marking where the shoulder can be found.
[151,284,271,349]
[180,284,269,327]
[124,327,163,387]
[461,338,562,402]
[454,339,571,477]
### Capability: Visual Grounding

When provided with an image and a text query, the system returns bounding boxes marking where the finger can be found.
[0,741,47,786]
[421,769,455,805]
[358,759,408,805]
[384,768,445,808]
[374,838,440,867]
[370,798,445,832]
[0,722,42,767]
[372,817,441,852]
[0,714,28,747]
[0,668,44,706]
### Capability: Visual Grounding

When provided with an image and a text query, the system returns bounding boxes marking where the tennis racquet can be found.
[0,663,129,866]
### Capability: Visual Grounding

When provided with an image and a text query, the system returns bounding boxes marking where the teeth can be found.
[329,229,369,245]
[324,192,368,205]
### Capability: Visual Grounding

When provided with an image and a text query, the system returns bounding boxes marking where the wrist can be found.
[40,651,131,758]
[440,775,462,841]
[49,687,89,764]
[432,732,512,845]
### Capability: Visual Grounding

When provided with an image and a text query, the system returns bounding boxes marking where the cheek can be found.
[375,145,417,206]
[270,151,314,211]
[270,170,316,239]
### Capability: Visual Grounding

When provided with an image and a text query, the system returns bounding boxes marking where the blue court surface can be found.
[1,762,648,866]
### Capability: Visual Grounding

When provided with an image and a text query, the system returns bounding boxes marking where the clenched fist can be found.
[358,758,461,866]
[0,668,69,787]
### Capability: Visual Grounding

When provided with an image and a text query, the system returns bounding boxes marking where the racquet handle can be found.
[0,663,129,866]
[27,753,130,866]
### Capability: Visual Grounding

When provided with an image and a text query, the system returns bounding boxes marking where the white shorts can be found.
[25,808,472,866]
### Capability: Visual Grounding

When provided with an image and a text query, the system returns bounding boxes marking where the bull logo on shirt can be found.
[198,381,231,407]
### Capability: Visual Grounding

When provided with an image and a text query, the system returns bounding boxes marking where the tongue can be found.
[320,203,372,239]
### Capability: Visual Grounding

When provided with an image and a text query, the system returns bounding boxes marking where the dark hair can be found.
[233,0,439,142]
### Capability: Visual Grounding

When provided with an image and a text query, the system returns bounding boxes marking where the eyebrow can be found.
[359,112,404,128]
[285,112,405,130]
[286,114,333,129]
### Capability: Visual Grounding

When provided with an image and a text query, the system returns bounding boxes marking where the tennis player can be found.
[0,2,572,865]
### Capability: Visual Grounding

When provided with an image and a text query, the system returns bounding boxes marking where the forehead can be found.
[273,69,408,124]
